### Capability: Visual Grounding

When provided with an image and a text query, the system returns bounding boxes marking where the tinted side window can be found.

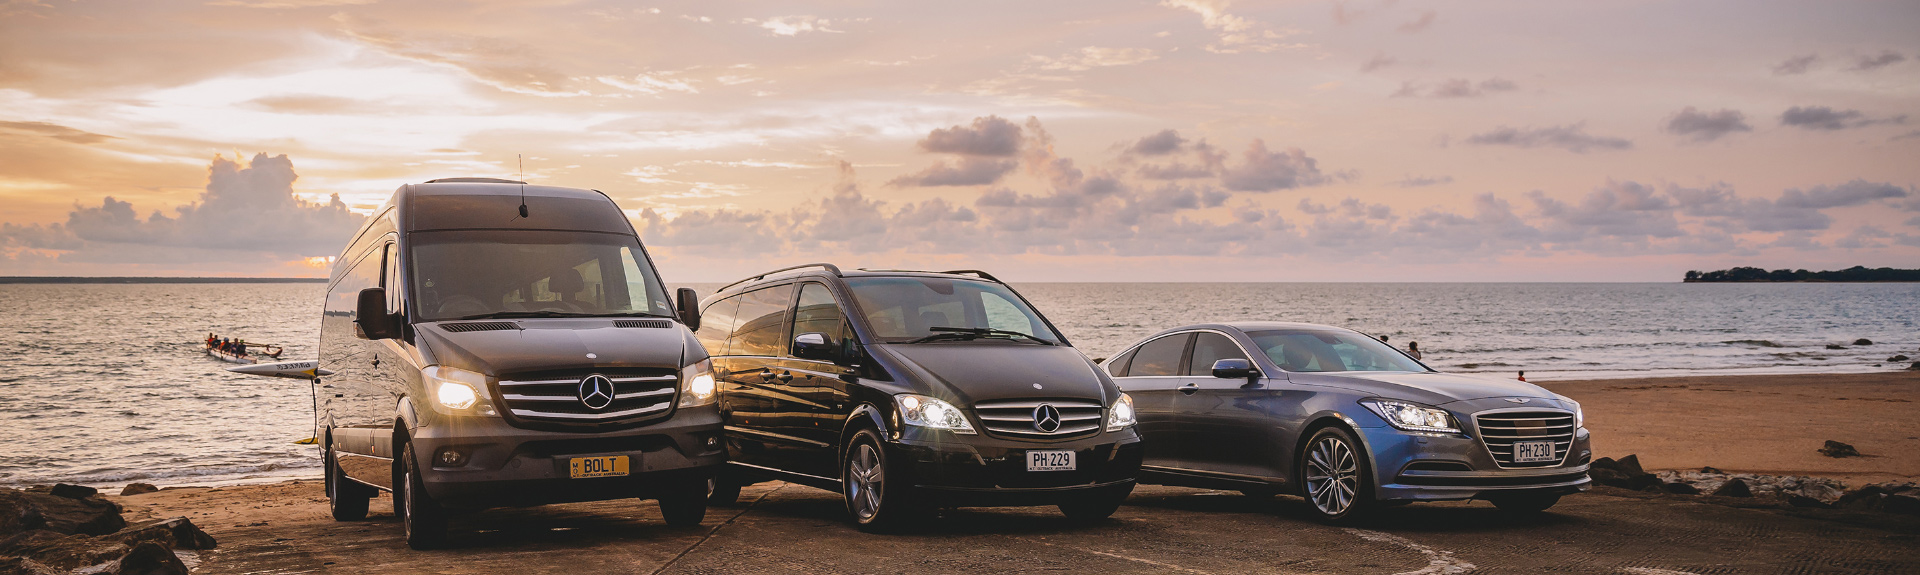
[790,283,848,356]
[728,284,793,357]
[1186,332,1250,376]
[1106,347,1139,377]
[1129,333,1191,377]
[696,295,742,355]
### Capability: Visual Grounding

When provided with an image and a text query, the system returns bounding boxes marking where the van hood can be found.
[416,318,695,376]
[869,342,1112,406]
[1289,371,1558,405]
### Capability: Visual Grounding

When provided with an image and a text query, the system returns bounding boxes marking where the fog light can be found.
[704,436,721,450]
[435,447,468,467]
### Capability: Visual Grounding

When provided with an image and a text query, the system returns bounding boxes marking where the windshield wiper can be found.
[906,326,1054,345]
[453,310,598,320]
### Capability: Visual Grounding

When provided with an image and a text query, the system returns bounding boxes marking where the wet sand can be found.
[1540,371,1920,485]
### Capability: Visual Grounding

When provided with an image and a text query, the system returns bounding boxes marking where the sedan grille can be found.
[1474,410,1575,468]
[972,399,1104,440]
[493,369,678,429]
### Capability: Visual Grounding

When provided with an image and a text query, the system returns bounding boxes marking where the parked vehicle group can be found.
[300,179,1592,549]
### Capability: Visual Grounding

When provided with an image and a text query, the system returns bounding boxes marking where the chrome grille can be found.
[494,370,678,425]
[1475,410,1575,468]
[973,399,1103,440]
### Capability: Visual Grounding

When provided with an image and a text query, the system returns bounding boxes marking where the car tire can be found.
[658,477,710,527]
[1058,484,1132,522]
[1298,426,1374,524]
[325,444,371,522]
[842,428,926,533]
[400,446,448,550]
[1489,493,1561,514]
[707,475,743,507]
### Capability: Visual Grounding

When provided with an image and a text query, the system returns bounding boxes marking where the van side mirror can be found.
[355,287,400,340]
[676,287,701,331]
[793,332,835,361]
[1211,358,1259,379]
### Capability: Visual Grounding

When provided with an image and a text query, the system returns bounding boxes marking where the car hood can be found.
[416,318,694,376]
[869,342,1112,406]
[1288,370,1559,405]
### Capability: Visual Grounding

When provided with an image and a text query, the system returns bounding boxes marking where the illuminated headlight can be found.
[1362,399,1460,433]
[424,366,495,415]
[1106,393,1137,432]
[678,359,717,407]
[1560,396,1584,429]
[894,394,975,434]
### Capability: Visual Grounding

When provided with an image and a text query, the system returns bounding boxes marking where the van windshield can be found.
[409,230,673,322]
[1246,329,1429,373]
[843,277,1061,344]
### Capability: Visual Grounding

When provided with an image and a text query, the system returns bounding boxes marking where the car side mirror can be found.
[1211,358,1259,380]
[355,287,399,340]
[793,332,835,360]
[676,287,701,331]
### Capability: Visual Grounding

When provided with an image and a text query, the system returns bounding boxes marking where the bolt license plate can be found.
[1026,450,1076,472]
[569,455,629,479]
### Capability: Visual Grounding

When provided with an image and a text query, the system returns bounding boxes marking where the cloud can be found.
[1773,54,1819,75]
[1664,107,1752,142]
[1125,130,1188,156]
[754,16,842,36]
[1161,0,1291,53]
[1392,175,1453,187]
[243,94,368,114]
[1892,130,1920,142]
[1398,11,1436,33]
[1219,140,1333,192]
[1464,123,1632,153]
[0,121,116,145]
[1780,106,1907,130]
[1391,78,1517,98]
[1850,50,1908,71]
[919,115,1024,156]
[1360,54,1396,72]
[1029,47,1158,71]
[889,157,1018,187]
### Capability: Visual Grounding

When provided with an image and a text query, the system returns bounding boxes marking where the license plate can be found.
[1512,441,1557,463]
[1026,450,1076,472]
[569,455,629,479]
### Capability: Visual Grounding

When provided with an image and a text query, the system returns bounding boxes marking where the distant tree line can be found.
[1684,266,1920,282]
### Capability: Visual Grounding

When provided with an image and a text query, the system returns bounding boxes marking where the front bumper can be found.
[892,428,1144,507]
[410,404,728,508]
[1358,424,1593,501]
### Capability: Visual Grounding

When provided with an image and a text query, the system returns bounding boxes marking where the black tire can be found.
[1490,493,1561,514]
[400,446,448,550]
[1058,484,1133,522]
[1298,426,1374,524]
[706,475,743,507]
[325,444,372,521]
[842,428,927,533]
[658,477,710,527]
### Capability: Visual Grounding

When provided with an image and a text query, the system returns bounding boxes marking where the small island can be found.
[1685,266,1920,282]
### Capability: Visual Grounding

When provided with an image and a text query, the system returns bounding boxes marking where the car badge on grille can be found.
[1032,404,1062,433]
[578,375,616,410]
[1503,397,1531,404]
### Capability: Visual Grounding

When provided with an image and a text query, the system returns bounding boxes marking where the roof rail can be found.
[938,269,1004,283]
[424,177,527,184]
[716,263,843,293]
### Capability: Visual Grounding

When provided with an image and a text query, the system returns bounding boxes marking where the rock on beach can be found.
[0,485,213,575]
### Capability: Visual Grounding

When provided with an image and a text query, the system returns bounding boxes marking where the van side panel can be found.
[319,226,398,489]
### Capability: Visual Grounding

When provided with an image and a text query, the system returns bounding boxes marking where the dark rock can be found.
[1590,457,1618,471]
[1885,494,1920,516]
[1826,344,1846,350]
[1838,489,1886,511]
[1818,440,1860,458]
[1786,495,1831,508]
[118,484,159,497]
[111,517,215,551]
[1853,338,1873,346]
[0,556,63,575]
[1663,482,1701,495]
[107,541,188,575]
[47,484,97,500]
[1615,454,1647,477]
[1588,468,1631,487]
[1889,355,1910,362]
[1710,478,1752,498]
[0,491,47,537]
[0,529,129,571]
[17,490,122,536]
[1699,466,1724,474]
[1908,361,1920,371]
[1626,474,1665,491]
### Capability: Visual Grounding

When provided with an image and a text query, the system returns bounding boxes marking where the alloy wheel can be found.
[846,443,885,521]
[1304,435,1359,516]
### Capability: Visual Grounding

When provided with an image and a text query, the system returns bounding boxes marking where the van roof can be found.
[398,181,633,234]
[711,264,1006,297]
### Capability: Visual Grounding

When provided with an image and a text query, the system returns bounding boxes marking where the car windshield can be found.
[1247,329,1429,373]
[844,276,1062,344]
[409,230,673,322]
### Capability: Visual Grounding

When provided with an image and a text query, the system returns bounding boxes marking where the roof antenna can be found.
[517,154,529,218]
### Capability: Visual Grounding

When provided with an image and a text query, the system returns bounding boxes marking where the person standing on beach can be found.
[1407,341,1423,360]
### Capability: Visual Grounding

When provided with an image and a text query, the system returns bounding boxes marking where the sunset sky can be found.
[2,0,1916,281]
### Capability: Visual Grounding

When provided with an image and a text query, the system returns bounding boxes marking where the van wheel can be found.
[325,445,371,521]
[1299,427,1373,524]
[843,429,926,533]
[707,476,742,507]
[1058,484,1132,522]
[1489,493,1561,514]
[400,447,448,549]
[658,477,709,527]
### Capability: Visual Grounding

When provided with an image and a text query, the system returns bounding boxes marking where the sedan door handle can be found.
[1177,383,1199,395]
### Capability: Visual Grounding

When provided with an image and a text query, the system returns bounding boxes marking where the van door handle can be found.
[371,357,380,367]
[1177,383,1199,395]
[776,371,792,383]
[758,370,775,380]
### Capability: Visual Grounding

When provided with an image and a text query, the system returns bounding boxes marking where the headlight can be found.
[423,365,496,416]
[1560,396,1584,429]
[678,359,717,407]
[1361,399,1460,433]
[1106,393,1136,432]
[894,394,975,434]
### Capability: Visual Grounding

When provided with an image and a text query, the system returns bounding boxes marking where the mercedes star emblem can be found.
[578,374,616,410]
[1032,404,1062,433]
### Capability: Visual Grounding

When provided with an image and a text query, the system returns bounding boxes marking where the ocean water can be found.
[1,282,1915,489]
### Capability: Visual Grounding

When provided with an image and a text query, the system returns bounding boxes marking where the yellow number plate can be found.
[568,456,629,479]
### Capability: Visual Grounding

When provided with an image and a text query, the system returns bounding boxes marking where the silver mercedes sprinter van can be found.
[316,178,724,549]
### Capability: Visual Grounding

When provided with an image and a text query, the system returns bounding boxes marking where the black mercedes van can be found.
[315,178,725,549]
[698,265,1143,532]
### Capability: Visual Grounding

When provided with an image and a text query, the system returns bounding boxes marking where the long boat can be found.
[205,341,283,364]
